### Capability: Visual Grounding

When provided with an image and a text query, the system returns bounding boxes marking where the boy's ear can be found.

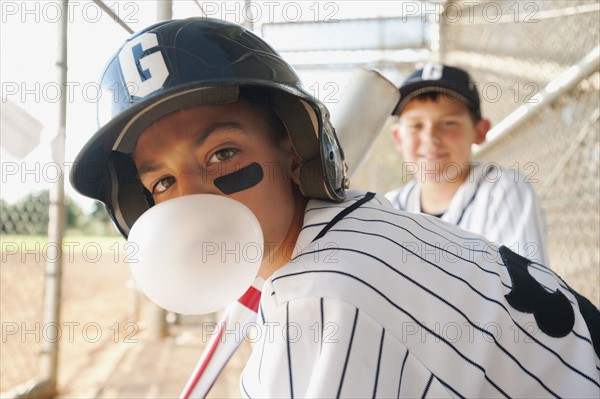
[474,119,491,145]
[391,124,403,150]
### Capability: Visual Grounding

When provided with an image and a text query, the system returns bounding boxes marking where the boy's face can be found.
[133,101,303,264]
[392,94,490,183]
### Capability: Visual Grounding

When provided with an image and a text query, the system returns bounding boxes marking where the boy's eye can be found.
[442,120,459,127]
[405,123,422,131]
[152,176,175,194]
[209,148,238,163]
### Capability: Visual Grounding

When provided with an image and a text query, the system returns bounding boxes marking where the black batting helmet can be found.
[70,18,346,237]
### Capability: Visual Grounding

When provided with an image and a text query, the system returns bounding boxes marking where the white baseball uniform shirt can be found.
[385,162,549,265]
[240,190,599,398]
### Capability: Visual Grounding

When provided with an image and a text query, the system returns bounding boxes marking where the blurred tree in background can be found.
[0,190,116,236]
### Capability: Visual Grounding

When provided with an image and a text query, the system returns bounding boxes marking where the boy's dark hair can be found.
[239,87,289,143]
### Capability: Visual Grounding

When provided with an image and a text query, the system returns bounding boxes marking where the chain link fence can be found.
[441,0,599,125]
[353,0,599,306]
[1,201,140,396]
[443,0,600,306]
[474,73,600,307]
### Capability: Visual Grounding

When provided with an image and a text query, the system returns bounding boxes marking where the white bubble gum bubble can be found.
[127,194,263,315]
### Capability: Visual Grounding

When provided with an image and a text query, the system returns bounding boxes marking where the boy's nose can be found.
[177,172,221,198]
[421,124,441,144]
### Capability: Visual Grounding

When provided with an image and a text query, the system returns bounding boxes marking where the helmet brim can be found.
[70,81,326,236]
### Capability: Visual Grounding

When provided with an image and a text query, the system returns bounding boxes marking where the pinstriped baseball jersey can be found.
[240,191,599,398]
[386,163,549,265]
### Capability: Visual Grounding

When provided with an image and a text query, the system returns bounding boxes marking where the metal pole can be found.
[157,0,173,21]
[150,0,173,339]
[193,0,206,16]
[242,0,254,31]
[427,2,442,62]
[40,0,69,395]
[475,45,600,156]
[438,0,452,62]
[93,0,134,34]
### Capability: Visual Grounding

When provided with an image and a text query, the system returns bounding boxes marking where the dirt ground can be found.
[1,248,249,398]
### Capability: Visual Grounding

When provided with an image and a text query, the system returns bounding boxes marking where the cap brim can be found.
[394,81,477,116]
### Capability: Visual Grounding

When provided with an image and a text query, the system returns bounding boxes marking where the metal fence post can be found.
[36,1,69,397]
[150,0,173,339]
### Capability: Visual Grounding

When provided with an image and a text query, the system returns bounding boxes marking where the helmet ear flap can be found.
[297,142,345,201]
[271,91,346,202]
[108,152,153,238]
[143,187,155,208]
[318,117,346,201]
[298,158,327,199]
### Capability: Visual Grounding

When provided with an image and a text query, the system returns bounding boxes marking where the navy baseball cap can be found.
[394,63,481,119]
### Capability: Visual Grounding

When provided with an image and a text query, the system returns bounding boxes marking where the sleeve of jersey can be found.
[485,174,549,266]
[240,296,453,399]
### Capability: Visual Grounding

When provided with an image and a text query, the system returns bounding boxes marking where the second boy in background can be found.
[386,63,549,265]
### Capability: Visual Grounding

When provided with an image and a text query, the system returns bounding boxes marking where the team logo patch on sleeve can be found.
[500,246,574,338]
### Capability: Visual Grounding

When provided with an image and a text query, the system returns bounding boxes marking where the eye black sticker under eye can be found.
[214,162,264,195]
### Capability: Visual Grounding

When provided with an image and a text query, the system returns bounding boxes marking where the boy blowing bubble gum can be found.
[386,64,549,265]
[71,19,598,398]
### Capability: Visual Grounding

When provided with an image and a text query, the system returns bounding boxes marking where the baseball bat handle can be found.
[179,278,263,399]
